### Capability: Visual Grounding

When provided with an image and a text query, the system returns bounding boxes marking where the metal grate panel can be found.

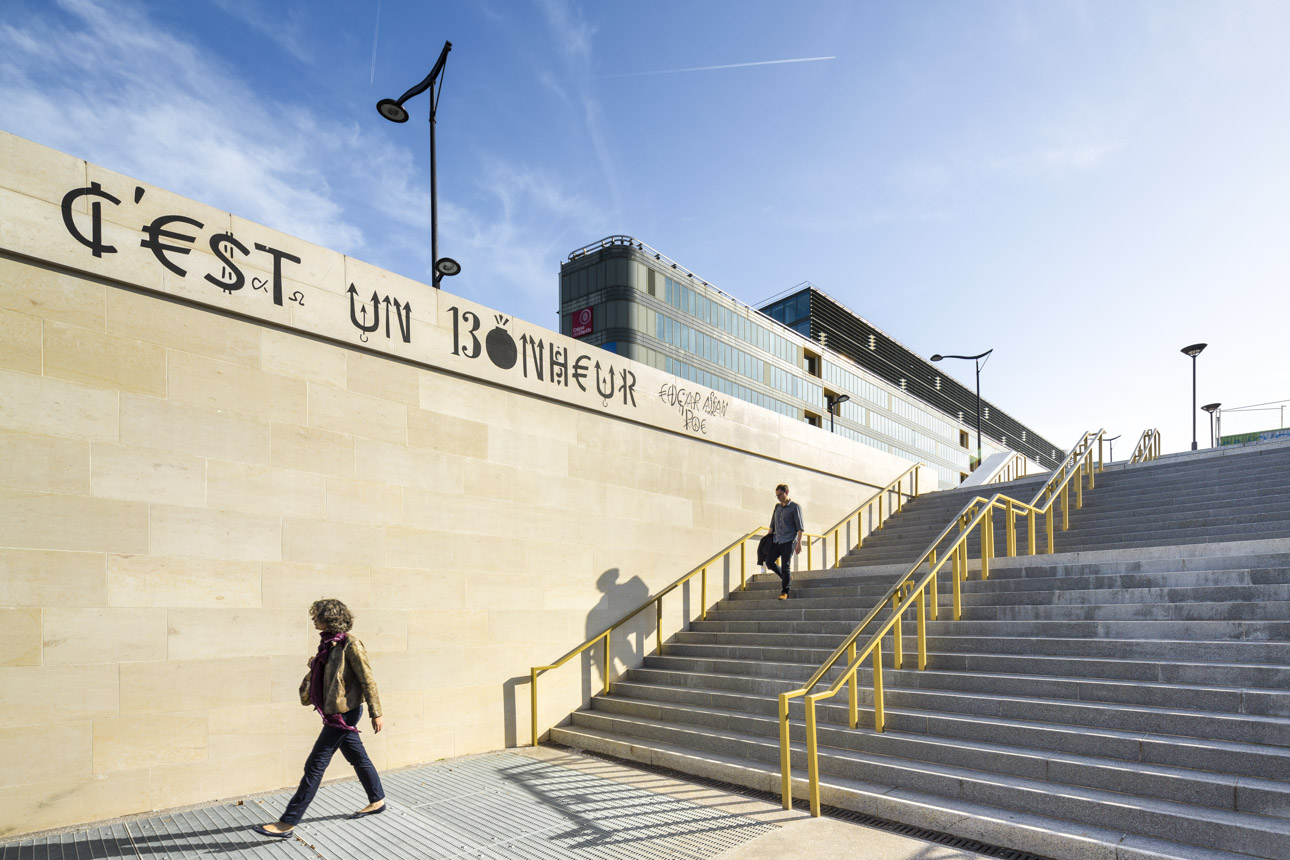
[0,751,775,860]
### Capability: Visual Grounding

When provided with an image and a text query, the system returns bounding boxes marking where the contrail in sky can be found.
[595,56,836,79]
[369,0,382,85]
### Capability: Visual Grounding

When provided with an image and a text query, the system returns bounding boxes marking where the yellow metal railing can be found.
[1129,428,1162,464]
[812,464,924,569]
[529,463,926,748]
[776,429,1112,816]
[988,451,1029,484]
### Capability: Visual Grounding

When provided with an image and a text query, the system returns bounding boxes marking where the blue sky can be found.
[3,0,1287,454]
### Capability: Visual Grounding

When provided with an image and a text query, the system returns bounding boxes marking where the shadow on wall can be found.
[501,567,653,748]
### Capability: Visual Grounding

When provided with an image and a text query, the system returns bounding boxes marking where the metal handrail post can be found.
[778,694,792,809]
[740,541,746,591]
[847,641,858,727]
[530,667,539,747]
[929,549,939,620]
[700,567,707,620]
[1005,498,1016,557]
[656,599,663,656]
[872,640,885,732]
[805,697,821,816]
[916,589,927,670]
[602,631,611,695]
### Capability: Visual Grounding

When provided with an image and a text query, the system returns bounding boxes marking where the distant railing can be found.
[988,451,1029,484]
[529,463,926,747]
[776,429,1120,816]
[1129,428,1162,464]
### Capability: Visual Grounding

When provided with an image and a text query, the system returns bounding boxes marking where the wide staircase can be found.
[550,441,1290,860]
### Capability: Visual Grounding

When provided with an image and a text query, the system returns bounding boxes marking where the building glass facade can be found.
[559,237,1056,489]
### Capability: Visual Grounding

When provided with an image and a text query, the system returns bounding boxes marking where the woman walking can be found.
[253,599,386,838]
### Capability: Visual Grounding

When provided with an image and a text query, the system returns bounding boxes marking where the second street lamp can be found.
[825,393,850,433]
[1202,402,1221,448]
[931,349,993,470]
[377,40,461,288]
[1181,343,1207,450]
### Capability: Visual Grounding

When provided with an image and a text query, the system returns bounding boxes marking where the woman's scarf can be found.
[309,631,358,732]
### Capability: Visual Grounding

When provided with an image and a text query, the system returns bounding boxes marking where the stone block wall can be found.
[0,133,929,836]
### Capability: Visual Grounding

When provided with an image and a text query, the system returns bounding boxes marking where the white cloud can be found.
[0,0,372,251]
[987,141,1121,175]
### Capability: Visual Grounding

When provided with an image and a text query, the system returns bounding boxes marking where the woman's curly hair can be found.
[310,598,354,633]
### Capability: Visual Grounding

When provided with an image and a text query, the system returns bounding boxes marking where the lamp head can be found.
[1202,402,1221,414]
[930,354,943,362]
[435,257,461,278]
[1181,342,1207,358]
[376,99,410,123]
[835,394,850,405]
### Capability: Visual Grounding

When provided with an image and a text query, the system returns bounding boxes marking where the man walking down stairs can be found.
[551,441,1290,860]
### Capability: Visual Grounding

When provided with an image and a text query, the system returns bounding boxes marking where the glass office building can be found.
[559,236,1059,489]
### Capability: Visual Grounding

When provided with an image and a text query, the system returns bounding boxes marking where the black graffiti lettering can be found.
[253,243,302,307]
[347,283,380,342]
[520,333,545,381]
[683,411,708,434]
[140,214,203,277]
[702,391,729,417]
[572,354,590,392]
[61,182,121,258]
[382,296,392,338]
[549,344,569,387]
[251,277,269,292]
[450,306,482,358]
[289,290,305,306]
[594,361,615,401]
[391,298,411,342]
[205,232,249,293]
[620,368,637,407]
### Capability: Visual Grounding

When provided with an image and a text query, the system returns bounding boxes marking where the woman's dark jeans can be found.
[281,705,384,825]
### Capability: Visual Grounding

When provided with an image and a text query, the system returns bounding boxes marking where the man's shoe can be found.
[351,803,387,820]
[777,593,788,600]
[252,825,293,839]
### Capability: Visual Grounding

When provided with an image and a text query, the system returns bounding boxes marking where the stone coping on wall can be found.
[0,131,924,492]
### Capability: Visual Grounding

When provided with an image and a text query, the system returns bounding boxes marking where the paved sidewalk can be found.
[1,746,993,859]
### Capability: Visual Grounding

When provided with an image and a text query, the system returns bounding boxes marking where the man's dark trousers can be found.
[766,541,794,595]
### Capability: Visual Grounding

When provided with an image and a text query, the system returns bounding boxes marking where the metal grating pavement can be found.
[0,751,777,860]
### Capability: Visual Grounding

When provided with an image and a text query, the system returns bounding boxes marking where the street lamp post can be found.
[1180,343,1208,450]
[1104,434,1121,463]
[377,40,462,288]
[932,349,993,470]
[825,394,850,433]
[1202,403,1221,448]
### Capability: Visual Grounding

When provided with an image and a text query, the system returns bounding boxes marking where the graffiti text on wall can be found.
[449,305,637,409]
[657,383,729,435]
[58,182,410,343]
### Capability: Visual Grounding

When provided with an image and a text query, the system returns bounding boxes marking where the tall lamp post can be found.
[1202,402,1221,448]
[825,393,850,433]
[1104,434,1121,463]
[932,349,993,470]
[377,40,462,288]
[1180,343,1207,450]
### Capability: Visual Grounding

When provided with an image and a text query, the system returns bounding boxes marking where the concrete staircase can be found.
[550,442,1290,860]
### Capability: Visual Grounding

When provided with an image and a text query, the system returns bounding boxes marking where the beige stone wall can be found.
[0,133,930,837]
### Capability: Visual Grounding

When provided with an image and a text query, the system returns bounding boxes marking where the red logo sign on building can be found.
[571,306,594,338]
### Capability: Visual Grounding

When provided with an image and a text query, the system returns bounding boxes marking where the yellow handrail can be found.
[777,429,1118,816]
[1129,428,1162,464]
[529,462,927,748]
[813,463,924,569]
